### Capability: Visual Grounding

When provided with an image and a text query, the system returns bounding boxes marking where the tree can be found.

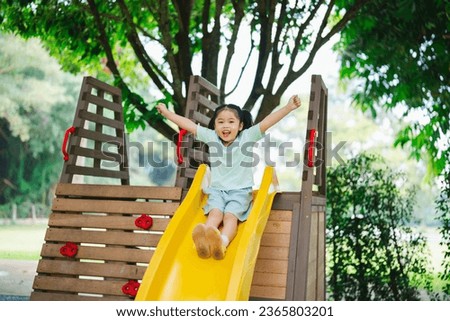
[0,33,77,208]
[0,0,370,140]
[334,0,449,177]
[327,153,434,300]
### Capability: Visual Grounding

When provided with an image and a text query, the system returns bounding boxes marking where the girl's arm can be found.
[259,95,301,133]
[156,103,197,135]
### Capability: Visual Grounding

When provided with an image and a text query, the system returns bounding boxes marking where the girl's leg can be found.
[221,213,238,247]
[205,208,223,229]
[206,212,238,260]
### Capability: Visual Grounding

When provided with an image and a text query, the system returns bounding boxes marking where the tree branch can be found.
[219,0,245,100]
[87,0,175,140]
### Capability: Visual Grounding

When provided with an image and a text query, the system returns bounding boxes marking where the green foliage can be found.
[335,0,449,177]
[0,33,77,207]
[436,159,450,297]
[327,154,434,300]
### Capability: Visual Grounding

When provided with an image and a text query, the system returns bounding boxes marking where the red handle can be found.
[176,129,188,165]
[62,126,75,161]
[307,128,316,167]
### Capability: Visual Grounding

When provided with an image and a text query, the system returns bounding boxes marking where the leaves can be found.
[327,153,434,300]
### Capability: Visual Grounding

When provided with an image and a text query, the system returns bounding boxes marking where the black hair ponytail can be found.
[241,110,253,130]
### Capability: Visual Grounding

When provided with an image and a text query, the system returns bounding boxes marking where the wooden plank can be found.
[260,233,291,248]
[252,272,287,288]
[190,110,211,126]
[40,243,152,263]
[71,146,122,162]
[33,275,129,296]
[48,213,170,231]
[66,165,129,180]
[263,220,291,234]
[272,192,301,211]
[85,76,121,95]
[254,259,289,274]
[257,246,289,260]
[56,184,182,200]
[194,92,219,110]
[37,259,146,279]
[51,198,178,215]
[250,285,285,300]
[83,92,122,113]
[267,210,293,221]
[31,291,130,301]
[306,211,318,300]
[316,211,326,300]
[285,202,301,301]
[194,75,220,96]
[45,228,161,247]
[77,128,123,145]
[78,109,123,130]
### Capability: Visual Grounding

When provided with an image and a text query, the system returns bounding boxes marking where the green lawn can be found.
[0,223,47,260]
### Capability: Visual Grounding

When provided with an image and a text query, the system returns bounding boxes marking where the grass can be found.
[0,223,47,260]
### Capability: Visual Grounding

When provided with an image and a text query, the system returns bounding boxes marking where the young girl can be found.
[156,95,301,260]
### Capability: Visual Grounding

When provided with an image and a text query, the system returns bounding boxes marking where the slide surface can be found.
[136,164,278,301]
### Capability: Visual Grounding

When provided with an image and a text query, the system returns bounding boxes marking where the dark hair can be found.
[208,104,253,132]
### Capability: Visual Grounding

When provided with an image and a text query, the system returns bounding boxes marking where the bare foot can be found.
[192,224,210,259]
[206,226,226,260]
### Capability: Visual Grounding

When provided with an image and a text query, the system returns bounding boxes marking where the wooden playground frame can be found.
[30,75,327,301]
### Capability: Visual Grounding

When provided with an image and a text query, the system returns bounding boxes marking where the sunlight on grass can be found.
[0,224,47,260]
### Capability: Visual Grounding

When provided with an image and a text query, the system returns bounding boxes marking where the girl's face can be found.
[214,109,243,146]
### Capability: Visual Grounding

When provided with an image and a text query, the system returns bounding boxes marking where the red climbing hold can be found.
[122,280,140,297]
[135,214,153,230]
[60,242,78,257]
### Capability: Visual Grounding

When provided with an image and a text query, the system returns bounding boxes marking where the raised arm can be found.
[156,103,197,135]
[259,95,301,133]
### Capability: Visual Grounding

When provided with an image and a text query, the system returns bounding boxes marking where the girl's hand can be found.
[156,102,168,117]
[287,95,301,110]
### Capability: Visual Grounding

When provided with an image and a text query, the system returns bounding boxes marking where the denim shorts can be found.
[203,187,253,222]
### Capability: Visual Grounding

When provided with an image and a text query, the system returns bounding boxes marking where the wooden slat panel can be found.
[45,228,161,247]
[33,275,128,296]
[254,259,289,274]
[52,198,178,215]
[66,165,129,179]
[83,93,122,113]
[41,244,152,263]
[85,76,121,95]
[189,149,209,163]
[77,128,122,145]
[78,109,123,130]
[31,292,129,301]
[49,213,170,231]
[55,184,182,200]
[37,259,146,279]
[250,285,285,300]
[70,146,122,162]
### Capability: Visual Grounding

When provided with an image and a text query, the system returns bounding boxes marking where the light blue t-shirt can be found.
[196,124,264,190]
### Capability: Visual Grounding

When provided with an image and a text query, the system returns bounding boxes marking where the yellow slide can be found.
[136,164,279,301]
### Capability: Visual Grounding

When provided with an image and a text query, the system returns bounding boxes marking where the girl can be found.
[156,95,301,260]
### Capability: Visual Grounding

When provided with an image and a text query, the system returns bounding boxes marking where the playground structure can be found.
[30,75,328,301]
